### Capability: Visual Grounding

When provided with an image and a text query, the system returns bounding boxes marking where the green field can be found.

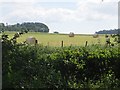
[3,31,115,47]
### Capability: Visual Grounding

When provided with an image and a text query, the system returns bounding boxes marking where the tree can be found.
[0,22,49,33]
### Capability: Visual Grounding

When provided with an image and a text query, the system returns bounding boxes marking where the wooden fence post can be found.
[61,41,64,47]
[85,41,88,47]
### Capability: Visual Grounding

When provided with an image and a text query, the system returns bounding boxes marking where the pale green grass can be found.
[3,31,115,47]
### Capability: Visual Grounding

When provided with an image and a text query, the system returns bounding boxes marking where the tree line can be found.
[0,22,49,33]
[95,29,120,34]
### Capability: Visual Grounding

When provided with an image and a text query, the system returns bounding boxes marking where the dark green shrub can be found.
[2,34,120,89]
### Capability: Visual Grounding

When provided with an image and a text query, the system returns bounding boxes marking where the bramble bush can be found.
[2,34,120,89]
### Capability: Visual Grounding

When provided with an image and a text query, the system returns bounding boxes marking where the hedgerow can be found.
[2,34,120,89]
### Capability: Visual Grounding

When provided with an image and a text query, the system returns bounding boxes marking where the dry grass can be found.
[3,31,114,47]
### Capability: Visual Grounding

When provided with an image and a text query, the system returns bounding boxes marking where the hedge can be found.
[2,34,120,89]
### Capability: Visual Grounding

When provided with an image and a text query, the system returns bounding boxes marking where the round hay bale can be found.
[93,34,99,38]
[69,32,74,37]
[26,36,37,45]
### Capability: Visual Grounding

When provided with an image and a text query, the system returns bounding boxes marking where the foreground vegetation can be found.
[2,34,120,89]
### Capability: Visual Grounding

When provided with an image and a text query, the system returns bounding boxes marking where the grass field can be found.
[2,31,115,47]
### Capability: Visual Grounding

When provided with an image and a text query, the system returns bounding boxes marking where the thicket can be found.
[2,34,120,89]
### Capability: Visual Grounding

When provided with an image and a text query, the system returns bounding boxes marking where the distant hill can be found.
[95,29,120,34]
[0,22,49,33]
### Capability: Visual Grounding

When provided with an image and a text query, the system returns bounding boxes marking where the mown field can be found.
[2,31,115,47]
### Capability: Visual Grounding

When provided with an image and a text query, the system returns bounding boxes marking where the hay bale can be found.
[26,36,37,45]
[69,32,74,37]
[93,34,99,38]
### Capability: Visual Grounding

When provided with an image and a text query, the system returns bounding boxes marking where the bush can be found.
[2,34,120,89]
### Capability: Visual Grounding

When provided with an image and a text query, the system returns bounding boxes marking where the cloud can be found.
[2,1,117,22]
[0,0,118,33]
[1,0,118,2]
[0,0,79,3]
[0,2,79,23]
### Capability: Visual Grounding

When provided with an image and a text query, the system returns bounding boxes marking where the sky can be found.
[0,0,119,34]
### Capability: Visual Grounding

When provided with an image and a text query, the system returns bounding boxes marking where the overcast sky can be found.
[0,0,119,34]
